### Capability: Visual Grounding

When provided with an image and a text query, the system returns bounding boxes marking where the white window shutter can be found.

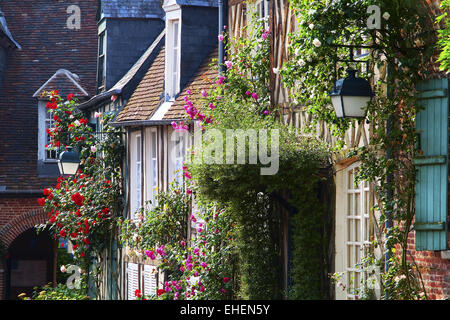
[127,263,140,300]
[143,265,158,296]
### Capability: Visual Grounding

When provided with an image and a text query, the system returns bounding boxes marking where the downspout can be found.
[385,64,393,300]
[218,0,226,75]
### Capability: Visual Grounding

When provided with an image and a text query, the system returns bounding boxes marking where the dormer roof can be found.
[33,69,89,99]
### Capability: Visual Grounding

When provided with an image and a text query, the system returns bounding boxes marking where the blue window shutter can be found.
[414,79,449,251]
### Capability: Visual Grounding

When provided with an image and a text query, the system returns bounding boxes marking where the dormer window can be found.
[97,31,106,93]
[167,19,180,99]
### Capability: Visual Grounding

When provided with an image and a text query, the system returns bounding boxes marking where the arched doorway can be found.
[5,228,56,300]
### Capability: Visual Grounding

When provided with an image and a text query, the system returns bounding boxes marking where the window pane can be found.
[152,132,157,158]
[354,193,360,216]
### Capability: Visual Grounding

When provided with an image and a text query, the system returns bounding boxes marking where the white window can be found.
[136,134,142,211]
[146,128,158,206]
[130,132,142,220]
[166,18,181,99]
[169,128,186,186]
[256,0,269,21]
[97,31,106,93]
[344,163,370,299]
[38,101,58,162]
[45,109,57,160]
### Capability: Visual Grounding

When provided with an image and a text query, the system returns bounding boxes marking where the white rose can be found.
[308,23,314,30]
[297,59,306,67]
[313,38,322,47]
[60,265,67,273]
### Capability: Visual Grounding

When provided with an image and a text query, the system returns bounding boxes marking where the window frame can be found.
[165,12,181,100]
[168,127,186,186]
[344,162,371,299]
[97,31,106,93]
[146,128,159,208]
[38,100,58,163]
[130,132,143,220]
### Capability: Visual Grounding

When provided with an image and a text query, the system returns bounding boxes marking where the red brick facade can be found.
[405,229,450,300]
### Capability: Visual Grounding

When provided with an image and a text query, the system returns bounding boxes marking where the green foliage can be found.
[56,248,75,284]
[182,12,331,299]
[283,0,438,299]
[119,183,237,300]
[36,91,125,298]
[437,0,450,72]
[19,283,90,300]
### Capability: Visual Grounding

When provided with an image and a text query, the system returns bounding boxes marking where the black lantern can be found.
[329,69,374,119]
[57,146,80,176]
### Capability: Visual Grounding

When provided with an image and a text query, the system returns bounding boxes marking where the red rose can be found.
[75,209,82,217]
[73,244,79,250]
[71,192,84,206]
[67,93,74,101]
[84,238,90,245]
[135,289,142,298]
[37,198,46,206]
[157,289,165,296]
[59,229,67,237]
[43,188,52,196]
[70,232,78,239]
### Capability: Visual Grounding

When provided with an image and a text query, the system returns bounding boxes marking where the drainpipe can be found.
[384,64,393,300]
[218,0,225,75]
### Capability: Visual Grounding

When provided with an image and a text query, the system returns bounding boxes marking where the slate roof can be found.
[163,47,218,120]
[78,30,165,111]
[114,45,166,122]
[0,10,20,49]
[100,0,164,19]
[176,0,218,7]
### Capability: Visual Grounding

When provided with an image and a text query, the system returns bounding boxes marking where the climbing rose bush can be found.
[37,90,123,261]
[119,182,236,300]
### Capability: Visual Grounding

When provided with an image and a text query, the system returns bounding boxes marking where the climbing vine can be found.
[37,90,124,299]
[178,12,331,299]
[282,0,438,299]
[437,0,450,72]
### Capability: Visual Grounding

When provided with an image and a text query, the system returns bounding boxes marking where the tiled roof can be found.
[163,47,218,120]
[101,0,164,19]
[115,46,166,122]
[33,69,89,99]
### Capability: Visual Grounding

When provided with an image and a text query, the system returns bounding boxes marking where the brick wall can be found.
[0,0,98,191]
[405,228,450,300]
